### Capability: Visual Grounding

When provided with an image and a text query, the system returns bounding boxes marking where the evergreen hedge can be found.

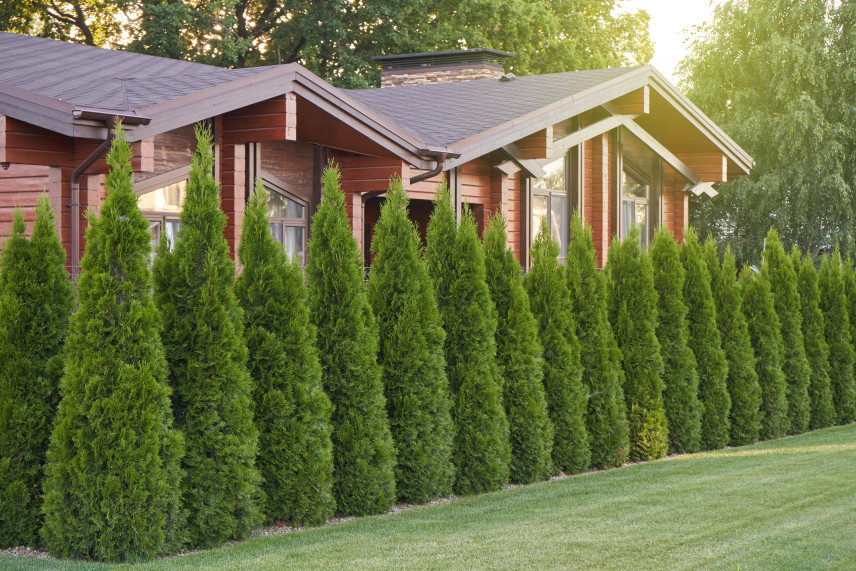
[681,228,731,450]
[42,125,184,561]
[306,164,397,515]
[153,124,261,547]
[426,187,510,494]
[818,250,856,424]
[843,260,856,420]
[739,268,789,439]
[605,228,668,461]
[705,240,761,446]
[792,248,836,430]
[367,177,454,503]
[762,229,811,434]
[235,180,335,526]
[0,197,74,548]
[523,220,588,476]
[566,214,628,469]
[650,228,701,454]
[485,215,555,483]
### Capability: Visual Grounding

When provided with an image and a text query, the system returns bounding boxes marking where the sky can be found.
[625,0,723,85]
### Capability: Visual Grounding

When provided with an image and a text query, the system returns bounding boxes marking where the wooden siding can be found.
[591,132,610,267]
[260,140,316,203]
[222,94,297,145]
[0,164,49,244]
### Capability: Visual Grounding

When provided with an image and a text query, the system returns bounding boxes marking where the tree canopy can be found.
[3,0,652,87]
[681,0,856,264]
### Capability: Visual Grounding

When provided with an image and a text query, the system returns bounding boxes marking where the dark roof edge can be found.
[372,48,514,61]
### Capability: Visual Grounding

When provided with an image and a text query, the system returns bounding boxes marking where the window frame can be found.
[259,172,309,265]
[135,165,190,254]
[529,151,572,263]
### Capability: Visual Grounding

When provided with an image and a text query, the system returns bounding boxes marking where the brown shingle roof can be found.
[0,32,270,112]
[346,67,642,147]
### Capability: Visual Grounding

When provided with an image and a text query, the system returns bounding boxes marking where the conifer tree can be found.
[843,260,856,418]
[818,250,856,424]
[605,228,668,461]
[306,164,397,515]
[566,214,628,469]
[705,241,761,446]
[650,227,702,454]
[762,229,811,434]
[153,124,260,547]
[793,248,836,430]
[484,215,554,483]
[235,180,334,526]
[0,198,74,549]
[739,269,789,439]
[522,220,588,476]
[42,125,184,561]
[426,187,510,494]
[367,177,454,503]
[681,228,731,450]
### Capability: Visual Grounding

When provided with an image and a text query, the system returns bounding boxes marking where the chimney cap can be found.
[372,48,514,72]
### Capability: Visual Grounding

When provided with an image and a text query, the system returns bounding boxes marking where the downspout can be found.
[70,115,117,279]
[409,151,450,185]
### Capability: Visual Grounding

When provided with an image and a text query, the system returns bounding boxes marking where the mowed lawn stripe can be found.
[3,425,855,570]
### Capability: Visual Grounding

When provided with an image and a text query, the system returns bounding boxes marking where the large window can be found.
[139,179,186,253]
[532,156,568,261]
[621,167,649,248]
[263,175,308,264]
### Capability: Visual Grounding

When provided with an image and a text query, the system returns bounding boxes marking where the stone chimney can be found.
[373,49,514,88]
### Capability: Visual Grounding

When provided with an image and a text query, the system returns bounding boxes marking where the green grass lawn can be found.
[4,424,856,570]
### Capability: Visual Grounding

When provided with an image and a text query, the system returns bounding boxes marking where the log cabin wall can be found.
[0,164,49,242]
[590,132,611,268]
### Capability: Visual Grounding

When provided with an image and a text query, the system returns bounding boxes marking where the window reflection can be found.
[532,156,568,260]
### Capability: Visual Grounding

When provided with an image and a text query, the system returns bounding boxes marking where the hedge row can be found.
[2,125,856,561]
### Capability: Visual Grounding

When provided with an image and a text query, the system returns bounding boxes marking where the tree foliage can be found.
[367,177,454,503]
[681,0,855,264]
[524,220,588,476]
[235,180,334,526]
[818,249,856,424]
[792,248,836,430]
[426,187,509,494]
[605,228,668,462]
[153,124,260,547]
[566,214,628,469]
[649,228,701,454]
[705,241,760,446]
[761,229,811,434]
[0,198,74,548]
[484,215,555,483]
[42,125,184,561]
[681,228,730,450]
[739,269,789,440]
[5,0,652,88]
[306,164,397,515]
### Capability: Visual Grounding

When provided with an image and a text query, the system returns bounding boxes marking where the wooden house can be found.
[0,34,753,276]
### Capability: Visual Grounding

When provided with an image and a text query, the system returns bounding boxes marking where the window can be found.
[263,176,308,264]
[621,168,649,247]
[139,179,186,253]
[532,156,568,261]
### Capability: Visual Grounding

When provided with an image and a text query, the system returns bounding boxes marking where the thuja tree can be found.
[762,229,811,434]
[153,124,260,547]
[818,250,856,424]
[605,228,668,461]
[42,125,184,562]
[485,215,555,483]
[566,214,628,469]
[426,187,510,494]
[367,177,454,503]
[681,228,730,450]
[705,241,760,446]
[306,164,396,515]
[0,198,74,548]
[739,269,789,439]
[843,261,856,418]
[523,220,588,476]
[792,248,836,430]
[649,227,701,454]
[235,180,334,526]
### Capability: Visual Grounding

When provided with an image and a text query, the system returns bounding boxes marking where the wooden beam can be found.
[535,114,636,168]
[676,152,727,183]
[495,144,546,178]
[611,85,650,115]
[515,127,553,160]
[620,119,701,185]
[221,93,297,145]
